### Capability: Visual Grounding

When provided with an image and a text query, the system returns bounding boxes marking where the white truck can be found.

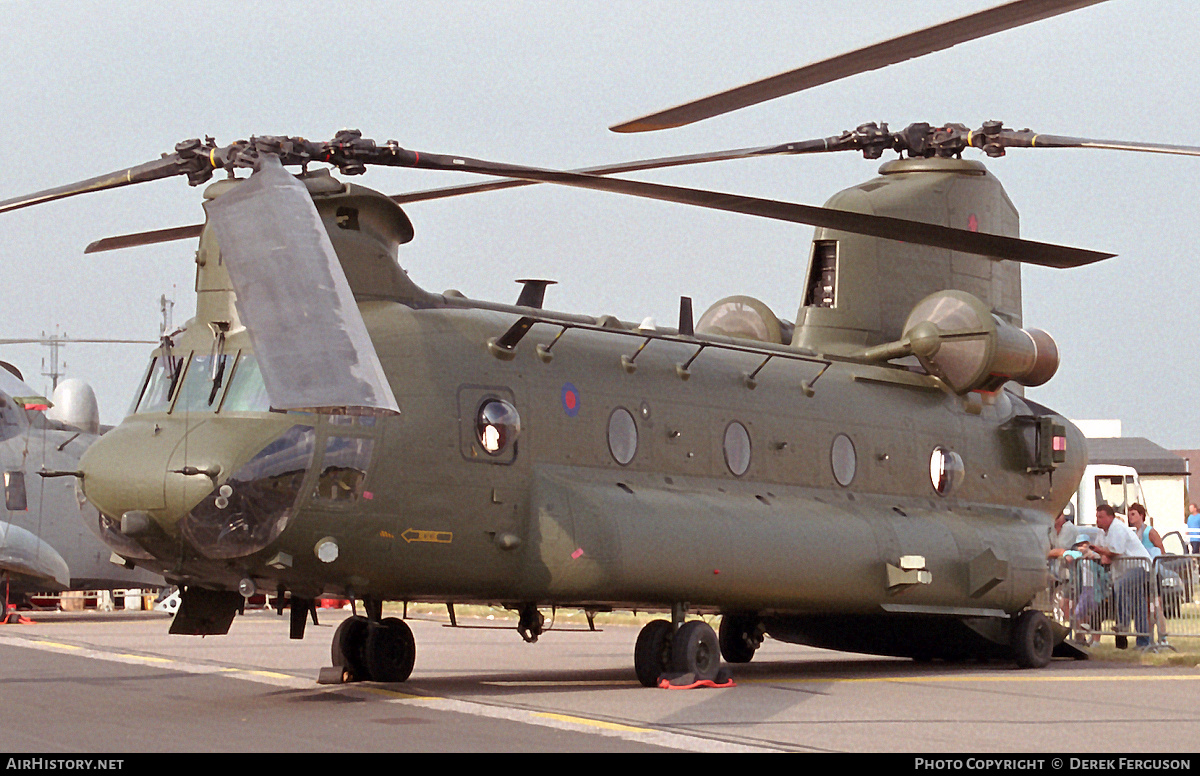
[1065,464,1188,554]
[1066,463,1142,528]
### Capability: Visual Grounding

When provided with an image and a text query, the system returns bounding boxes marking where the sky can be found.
[1,0,1198,447]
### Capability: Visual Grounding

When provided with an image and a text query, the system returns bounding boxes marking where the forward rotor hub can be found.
[170,131,414,185]
[826,121,1016,160]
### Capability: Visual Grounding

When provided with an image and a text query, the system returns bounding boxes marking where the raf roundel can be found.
[561,383,580,418]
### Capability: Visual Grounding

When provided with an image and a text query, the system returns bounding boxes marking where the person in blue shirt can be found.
[1187,504,1200,554]
[1129,503,1165,558]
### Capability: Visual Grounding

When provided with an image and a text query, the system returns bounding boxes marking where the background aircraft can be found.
[0,364,162,609]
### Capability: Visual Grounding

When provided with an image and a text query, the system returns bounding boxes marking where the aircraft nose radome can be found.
[80,416,311,561]
[78,418,222,537]
[79,421,174,519]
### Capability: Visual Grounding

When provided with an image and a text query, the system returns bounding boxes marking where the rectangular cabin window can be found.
[336,207,360,231]
[804,240,838,308]
[5,471,26,512]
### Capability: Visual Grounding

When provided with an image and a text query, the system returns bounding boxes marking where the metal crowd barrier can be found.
[1040,553,1200,650]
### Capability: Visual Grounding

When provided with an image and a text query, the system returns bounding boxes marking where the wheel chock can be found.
[317,666,351,685]
[656,668,736,689]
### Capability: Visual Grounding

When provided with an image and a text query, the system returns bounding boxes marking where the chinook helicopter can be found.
[0,0,1194,684]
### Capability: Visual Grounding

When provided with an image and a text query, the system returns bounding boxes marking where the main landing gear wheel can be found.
[718,615,760,664]
[332,615,370,681]
[1011,610,1053,669]
[366,617,416,682]
[671,620,721,681]
[634,619,674,687]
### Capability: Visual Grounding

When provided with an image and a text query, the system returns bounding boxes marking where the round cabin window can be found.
[608,408,638,465]
[724,422,751,476]
[930,447,965,495]
[831,434,856,487]
[476,399,521,456]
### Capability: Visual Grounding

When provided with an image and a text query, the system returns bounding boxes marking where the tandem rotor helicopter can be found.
[1,0,1195,685]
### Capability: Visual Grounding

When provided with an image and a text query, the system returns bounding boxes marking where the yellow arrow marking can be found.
[402,529,453,544]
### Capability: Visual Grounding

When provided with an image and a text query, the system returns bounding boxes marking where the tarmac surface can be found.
[1,607,1198,753]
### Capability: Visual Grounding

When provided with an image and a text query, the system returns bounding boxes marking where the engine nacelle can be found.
[696,295,793,345]
[46,378,100,434]
[903,290,1058,394]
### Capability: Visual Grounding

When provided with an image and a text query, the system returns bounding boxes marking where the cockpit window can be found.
[125,359,154,418]
[179,424,317,559]
[174,353,231,414]
[135,355,184,414]
[221,353,272,412]
[5,471,27,512]
[313,436,375,503]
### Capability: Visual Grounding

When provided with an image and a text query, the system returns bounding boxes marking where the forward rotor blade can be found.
[391,142,824,204]
[0,155,189,215]
[403,151,1112,267]
[0,338,154,345]
[610,0,1108,133]
[84,144,1113,267]
[997,131,1200,156]
[85,140,839,251]
[79,125,1200,255]
[202,155,399,416]
[85,224,204,254]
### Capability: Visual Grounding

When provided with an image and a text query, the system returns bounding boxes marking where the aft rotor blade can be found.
[610,0,1108,133]
[202,155,400,416]
[402,151,1112,267]
[0,155,190,215]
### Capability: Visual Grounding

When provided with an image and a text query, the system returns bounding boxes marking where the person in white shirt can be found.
[1093,504,1153,648]
[1047,511,1080,559]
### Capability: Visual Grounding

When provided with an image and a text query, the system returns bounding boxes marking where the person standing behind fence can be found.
[1128,503,1169,646]
[1187,504,1200,554]
[1128,504,1165,557]
[1063,536,1104,645]
[1093,504,1154,649]
[1048,510,1080,559]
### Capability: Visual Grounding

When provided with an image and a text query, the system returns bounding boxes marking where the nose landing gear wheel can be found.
[671,620,721,681]
[634,619,674,687]
[366,617,416,682]
[332,615,370,681]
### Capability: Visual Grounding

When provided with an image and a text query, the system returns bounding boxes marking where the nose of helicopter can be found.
[79,415,314,560]
[79,417,213,525]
